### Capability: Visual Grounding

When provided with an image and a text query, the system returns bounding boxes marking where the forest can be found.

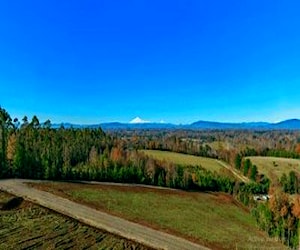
[1,106,300,248]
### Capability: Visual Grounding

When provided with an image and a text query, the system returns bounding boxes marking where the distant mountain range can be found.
[190,119,300,129]
[52,119,300,130]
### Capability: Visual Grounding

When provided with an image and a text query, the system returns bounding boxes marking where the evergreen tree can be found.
[243,159,252,176]
[250,164,258,181]
[234,153,242,169]
[288,171,298,194]
[0,107,12,177]
[280,173,288,193]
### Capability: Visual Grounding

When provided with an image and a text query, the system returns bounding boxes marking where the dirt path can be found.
[0,179,209,250]
[216,160,249,183]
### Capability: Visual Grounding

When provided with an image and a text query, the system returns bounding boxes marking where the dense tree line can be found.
[280,171,300,194]
[240,147,300,159]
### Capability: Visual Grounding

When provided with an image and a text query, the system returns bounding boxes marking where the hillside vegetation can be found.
[30,182,286,250]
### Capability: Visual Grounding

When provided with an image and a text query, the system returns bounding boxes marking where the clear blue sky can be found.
[1,0,300,124]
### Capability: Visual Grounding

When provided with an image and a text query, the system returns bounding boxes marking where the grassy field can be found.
[31,182,286,250]
[141,150,226,173]
[247,156,300,181]
[0,191,150,250]
[141,150,240,180]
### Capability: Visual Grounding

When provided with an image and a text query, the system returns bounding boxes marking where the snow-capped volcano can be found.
[129,117,150,124]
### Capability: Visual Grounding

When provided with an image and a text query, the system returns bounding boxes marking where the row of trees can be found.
[280,171,300,194]
[234,154,258,181]
[241,147,300,159]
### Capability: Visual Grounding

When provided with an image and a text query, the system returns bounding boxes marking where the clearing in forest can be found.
[30,181,286,250]
[246,156,300,181]
[140,150,246,180]
[141,150,225,172]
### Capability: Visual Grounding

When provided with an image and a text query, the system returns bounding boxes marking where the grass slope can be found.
[0,191,150,250]
[247,156,300,181]
[31,182,286,250]
[141,150,224,172]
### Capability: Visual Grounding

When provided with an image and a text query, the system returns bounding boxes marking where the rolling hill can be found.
[246,156,300,181]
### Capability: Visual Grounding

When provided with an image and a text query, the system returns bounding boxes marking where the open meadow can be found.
[246,156,300,181]
[0,191,150,250]
[141,150,248,181]
[141,150,228,171]
[30,182,286,250]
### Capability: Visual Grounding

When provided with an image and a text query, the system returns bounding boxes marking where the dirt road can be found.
[216,160,249,183]
[0,179,209,250]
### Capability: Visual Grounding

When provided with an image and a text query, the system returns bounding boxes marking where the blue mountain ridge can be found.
[51,119,300,130]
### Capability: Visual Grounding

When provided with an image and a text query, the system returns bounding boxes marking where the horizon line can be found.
[47,118,299,126]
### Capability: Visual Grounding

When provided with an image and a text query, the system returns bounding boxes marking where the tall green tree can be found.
[0,107,12,177]
[243,159,252,176]
[250,164,258,181]
[288,171,298,194]
[280,173,288,192]
[234,153,242,169]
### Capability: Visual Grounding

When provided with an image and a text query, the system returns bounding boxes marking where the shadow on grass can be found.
[1,197,24,210]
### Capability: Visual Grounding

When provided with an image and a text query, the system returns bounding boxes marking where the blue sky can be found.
[1,0,300,124]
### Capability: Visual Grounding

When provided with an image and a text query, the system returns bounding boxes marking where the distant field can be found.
[0,191,149,250]
[30,182,286,250]
[246,156,300,181]
[140,150,245,180]
[141,150,225,173]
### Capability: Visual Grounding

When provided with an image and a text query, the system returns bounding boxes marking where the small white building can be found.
[253,194,270,201]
